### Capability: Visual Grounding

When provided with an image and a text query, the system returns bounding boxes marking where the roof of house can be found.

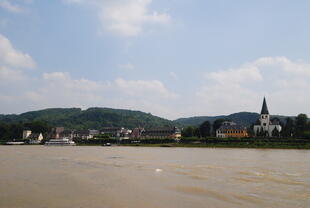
[142,127,180,136]
[218,125,246,131]
[261,97,269,114]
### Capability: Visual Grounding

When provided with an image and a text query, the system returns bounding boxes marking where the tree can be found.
[255,127,260,137]
[257,127,267,137]
[199,121,211,137]
[272,127,280,137]
[193,128,201,138]
[282,117,294,137]
[7,123,23,140]
[0,122,9,140]
[182,126,195,137]
[212,119,225,136]
[248,124,255,137]
[24,121,50,134]
[295,114,308,137]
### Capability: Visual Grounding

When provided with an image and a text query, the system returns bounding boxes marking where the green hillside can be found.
[0,108,292,131]
[0,108,176,129]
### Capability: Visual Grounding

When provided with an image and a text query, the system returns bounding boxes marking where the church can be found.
[253,97,282,137]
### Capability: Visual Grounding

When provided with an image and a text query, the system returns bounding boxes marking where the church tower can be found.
[253,97,282,137]
[259,97,270,132]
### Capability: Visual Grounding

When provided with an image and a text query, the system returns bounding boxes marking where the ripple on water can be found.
[235,170,307,187]
[231,193,265,205]
[172,186,239,204]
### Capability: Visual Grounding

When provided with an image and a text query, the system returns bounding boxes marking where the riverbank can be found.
[105,137,310,149]
[2,138,310,149]
[120,142,310,149]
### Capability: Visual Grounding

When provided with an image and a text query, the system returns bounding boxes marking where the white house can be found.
[253,97,282,137]
[22,130,32,139]
[23,130,44,143]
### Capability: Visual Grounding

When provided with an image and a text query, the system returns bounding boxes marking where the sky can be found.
[0,0,310,120]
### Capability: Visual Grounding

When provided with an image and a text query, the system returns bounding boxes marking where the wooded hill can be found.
[0,108,290,130]
[0,108,175,129]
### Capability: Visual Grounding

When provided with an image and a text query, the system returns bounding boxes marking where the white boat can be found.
[6,141,25,145]
[45,138,76,146]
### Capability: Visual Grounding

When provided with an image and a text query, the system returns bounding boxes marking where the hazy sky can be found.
[1,0,310,119]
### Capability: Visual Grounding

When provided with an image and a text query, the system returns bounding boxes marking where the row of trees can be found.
[182,114,310,138]
[282,114,310,137]
[181,120,224,138]
[0,121,50,141]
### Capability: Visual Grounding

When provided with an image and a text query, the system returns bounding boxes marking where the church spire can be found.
[260,97,269,114]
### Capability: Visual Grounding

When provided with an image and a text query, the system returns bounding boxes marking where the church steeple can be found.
[260,97,269,115]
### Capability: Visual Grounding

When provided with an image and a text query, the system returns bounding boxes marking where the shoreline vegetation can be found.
[77,137,310,149]
[0,111,309,149]
[120,142,310,149]
[2,137,309,149]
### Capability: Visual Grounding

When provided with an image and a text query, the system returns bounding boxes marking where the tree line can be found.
[281,114,310,138]
[181,118,228,137]
[0,121,50,141]
[1,113,309,142]
[182,114,310,138]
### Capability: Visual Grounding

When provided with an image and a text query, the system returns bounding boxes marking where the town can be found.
[2,98,310,148]
[1,2,309,207]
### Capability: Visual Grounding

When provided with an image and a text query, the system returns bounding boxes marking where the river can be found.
[0,146,309,208]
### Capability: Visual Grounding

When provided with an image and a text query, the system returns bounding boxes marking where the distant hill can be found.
[0,108,176,129]
[175,112,289,127]
[0,108,292,130]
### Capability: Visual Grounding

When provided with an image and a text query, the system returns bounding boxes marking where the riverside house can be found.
[216,121,248,138]
[141,127,181,139]
[100,127,132,139]
[22,130,44,144]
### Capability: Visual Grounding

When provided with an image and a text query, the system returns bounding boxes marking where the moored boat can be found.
[6,141,25,145]
[45,138,76,146]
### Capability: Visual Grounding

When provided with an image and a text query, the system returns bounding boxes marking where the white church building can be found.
[253,97,282,137]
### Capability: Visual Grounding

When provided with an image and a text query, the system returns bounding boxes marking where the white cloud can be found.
[2,52,310,119]
[1,70,179,118]
[66,0,171,36]
[0,34,178,117]
[206,64,263,84]
[0,34,34,85]
[115,78,177,98]
[0,66,25,82]
[42,72,105,92]
[0,0,23,13]
[198,56,310,116]
[0,33,36,69]
[254,56,310,77]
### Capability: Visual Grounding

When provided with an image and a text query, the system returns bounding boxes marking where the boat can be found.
[6,141,25,145]
[45,138,76,146]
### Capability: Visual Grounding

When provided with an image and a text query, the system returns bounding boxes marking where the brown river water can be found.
[0,146,309,208]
